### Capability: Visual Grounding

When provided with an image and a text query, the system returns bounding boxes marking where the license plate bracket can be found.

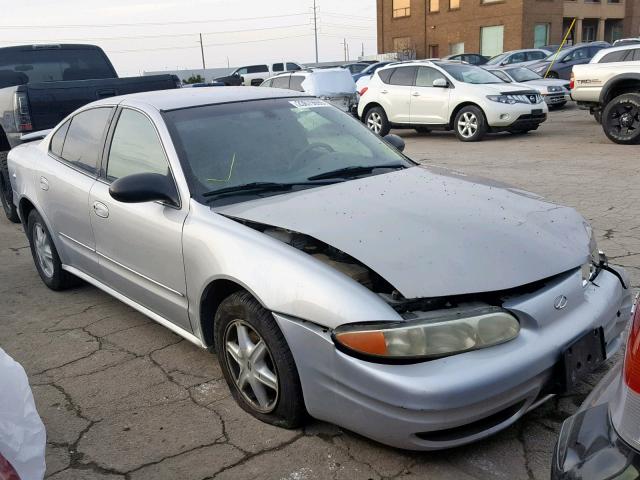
[531,109,543,115]
[558,328,606,392]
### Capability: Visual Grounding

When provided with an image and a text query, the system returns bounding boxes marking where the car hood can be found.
[214,166,591,299]
[523,78,569,89]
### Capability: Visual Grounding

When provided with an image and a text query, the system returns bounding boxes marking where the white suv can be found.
[232,62,303,86]
[358,60,548,141]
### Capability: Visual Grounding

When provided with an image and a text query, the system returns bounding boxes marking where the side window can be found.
[106,109,169,181]
[286,63,301,71]
[527,51,546,61]
[49,119,71,157]
[507,52,526,64]
[600,50,627,63]
[388,66,417,86]
[492,71,511,82]
[236,67,248,75]
[415,67,446,87]
[634,49,640,61]
[272,76,290,89]
[60,107,112,175]
[261,79,273,87]
[567,48,588,61]
[378,68,394,84]
[248,65,269,74]
[272,63,284,72]
[289,76,305,92]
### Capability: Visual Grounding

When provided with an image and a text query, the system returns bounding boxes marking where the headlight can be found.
[333,306,520,362]
[487,94,518,104]
[581,235,602,286]
[487,94,543,105]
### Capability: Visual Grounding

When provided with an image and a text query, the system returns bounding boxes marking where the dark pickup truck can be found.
[0,43,180,222]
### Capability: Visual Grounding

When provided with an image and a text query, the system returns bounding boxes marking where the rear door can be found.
[40,106,114,276]
[410,66,451,125]
[89,107,190,329]
[382,66,417,123]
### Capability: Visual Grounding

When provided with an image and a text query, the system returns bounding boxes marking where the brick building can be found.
[377,0,640,58]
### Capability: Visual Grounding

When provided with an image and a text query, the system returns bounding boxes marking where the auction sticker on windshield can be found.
[289,99,331,109]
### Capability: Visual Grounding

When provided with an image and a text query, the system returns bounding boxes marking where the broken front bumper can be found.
[275,267,631,450]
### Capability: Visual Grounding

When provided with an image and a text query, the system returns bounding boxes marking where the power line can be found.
[319,33,376,41]
[0,12,310,29]
[321,22,374,30]
[322,12,375,21]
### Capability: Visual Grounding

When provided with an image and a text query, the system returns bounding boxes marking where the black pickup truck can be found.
[0,44,180,222]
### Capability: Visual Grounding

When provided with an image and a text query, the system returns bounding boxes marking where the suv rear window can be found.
[0,47,115,83]
[389,66,417,86]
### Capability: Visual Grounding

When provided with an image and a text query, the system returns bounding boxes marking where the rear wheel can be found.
[454,105,487,142]
[602,93,640,145]
[364,106,390,136]
[0,151,20,223]
[215,291,305,428]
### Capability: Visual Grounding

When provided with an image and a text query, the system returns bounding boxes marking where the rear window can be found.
[0,47,115,83]
[290,76,305,91]
[378,68,394,84]
[59,107,112,175]
[389,66,417,86]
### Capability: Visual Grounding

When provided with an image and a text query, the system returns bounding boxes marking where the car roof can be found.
[90,86,310,112]
[591,43,640,61]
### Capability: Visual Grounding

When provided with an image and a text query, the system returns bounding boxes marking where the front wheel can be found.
[0,151,20,223]
[602,93,640,145]
[364,106,390,136]
[454,106,487,142]
[214,291,305,428]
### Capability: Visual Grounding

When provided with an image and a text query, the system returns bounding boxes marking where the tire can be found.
[27,209,79,290]
[214,291,305,429]
[364,106,390,136]
[0,151,20,223]
[454,105,487,142]
[602,93,640,145]
[415,127,431,134]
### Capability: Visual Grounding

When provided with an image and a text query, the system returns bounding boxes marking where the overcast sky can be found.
[0,0,377,76]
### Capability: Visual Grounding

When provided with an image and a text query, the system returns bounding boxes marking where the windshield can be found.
[437,64,503,84]
[0,48,115,83]
[163,98,411,203]
[505,67,541,82]
[486,53,507,65]
[544,50,566,61]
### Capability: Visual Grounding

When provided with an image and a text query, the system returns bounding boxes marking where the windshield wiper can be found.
[307,163,407,181]
[202,181,338,200]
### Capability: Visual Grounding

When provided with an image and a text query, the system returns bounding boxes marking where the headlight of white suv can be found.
[333,305,520,362]
[487,94,543,105]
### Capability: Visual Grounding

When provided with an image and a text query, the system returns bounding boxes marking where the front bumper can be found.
[275,267,631,450]
[485,102,548,130]
[543,92,570,106]
[553,364,640,479]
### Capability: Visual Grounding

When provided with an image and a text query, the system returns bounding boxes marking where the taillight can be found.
[624,297,640,393]
[13,91,32,132]
[569,73,574,90]
[359,86,368,96]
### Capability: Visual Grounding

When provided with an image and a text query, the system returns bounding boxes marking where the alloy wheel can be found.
[34,223,54,278]
[458,112,478,139]
[608,103,640,139]
[224,319,279,413]
[367,112,382,134]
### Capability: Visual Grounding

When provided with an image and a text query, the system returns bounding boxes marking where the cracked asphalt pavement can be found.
[1,105,638,480]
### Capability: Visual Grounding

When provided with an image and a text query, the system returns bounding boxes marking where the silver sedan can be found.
[7,87,632,450]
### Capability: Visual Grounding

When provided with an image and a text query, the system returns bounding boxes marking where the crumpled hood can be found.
[214,167,591,299]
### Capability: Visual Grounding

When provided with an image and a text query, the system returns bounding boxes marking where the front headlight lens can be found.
[487,94,542,104]
[333,306,520,361]
[582,234,602,286]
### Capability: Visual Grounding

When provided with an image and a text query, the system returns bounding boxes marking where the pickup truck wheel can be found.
[602,93,640,145]
[454,106,487,142]
[364,107,390,136]
[27,210,79,290]
[215,291,305,429]
[0,151,20,223]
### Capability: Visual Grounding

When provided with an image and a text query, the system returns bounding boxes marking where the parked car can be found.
[590,43,640,64]
[443,53,489,65]
[229,62,303,86]
[484,66,571,109]
[571,59,640,143]
[0,44,180,224]
[552,295,639,479]
[352,61,394,83]
[485,49,550,67]
[613,37,640,47]
[212,71,244,86]
[342,63,369,75]
[528,44,609,79]
[8,86,631,450]
[260,68,357,114]
[358,60,548,141]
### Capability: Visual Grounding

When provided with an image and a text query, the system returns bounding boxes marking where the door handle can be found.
[92,201,109,218]
[412,92,421,97]
[380,90,388,94]
[39,177,49,191]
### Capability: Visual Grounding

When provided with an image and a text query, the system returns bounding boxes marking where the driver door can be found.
[89,107,190,330]
[409,67,451,125]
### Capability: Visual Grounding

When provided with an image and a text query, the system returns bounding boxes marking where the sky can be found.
[0,0,377,76]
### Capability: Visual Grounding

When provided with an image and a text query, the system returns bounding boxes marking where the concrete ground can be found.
[1,104,638,480]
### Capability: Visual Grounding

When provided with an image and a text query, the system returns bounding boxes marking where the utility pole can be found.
[199,33,206,72]
[342,38,347,61]
[313,0,319,63]
[361,42,364,58]
[346,42,350,61]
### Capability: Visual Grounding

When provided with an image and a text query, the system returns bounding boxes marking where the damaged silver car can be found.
[8,87,632,450]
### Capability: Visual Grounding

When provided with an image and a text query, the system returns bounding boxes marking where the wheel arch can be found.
[361,101,383,120]
[449,102,486,129]
[18,196,37,226]
[599,74,640,105]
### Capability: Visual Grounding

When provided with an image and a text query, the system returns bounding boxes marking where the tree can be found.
[182,74,204,84]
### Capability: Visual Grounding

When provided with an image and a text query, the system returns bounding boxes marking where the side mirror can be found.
[109,173,179,206]
[432,78,448,88]
[384,134,405,152]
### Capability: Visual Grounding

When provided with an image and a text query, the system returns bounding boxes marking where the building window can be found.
[450,0,460,8]
[480,25,504,57]
[392,0,411,17]
[393,36,413,51]
[534,23,550,48]
[584,25,596,42]
[450,42,464,55]
[430,0,440,12]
